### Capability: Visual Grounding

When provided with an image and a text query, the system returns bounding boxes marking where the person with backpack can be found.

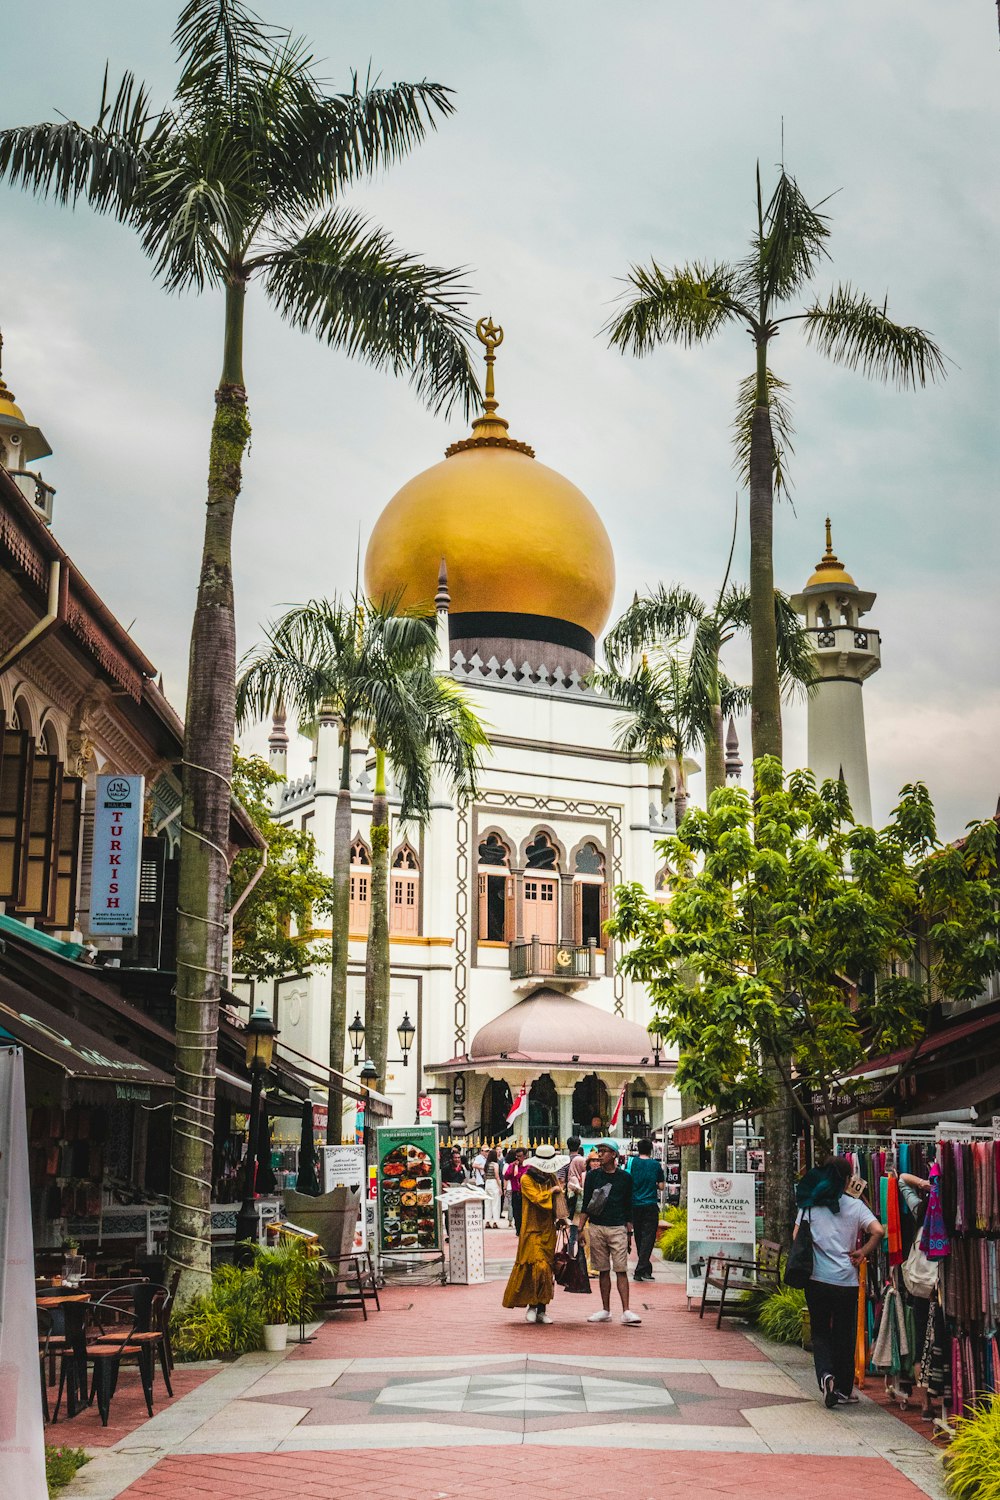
[577,1140,640,1326]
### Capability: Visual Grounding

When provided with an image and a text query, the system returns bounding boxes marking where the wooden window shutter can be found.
[504,875,515,943]
[49,775,82,930]
[477,873,487,942]
[0,726,34,904]
[600,883,611,944]
[573,880,584,945]
[20,754,62,918]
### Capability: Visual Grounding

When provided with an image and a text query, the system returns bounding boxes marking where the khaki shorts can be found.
[588,1223,629,1274]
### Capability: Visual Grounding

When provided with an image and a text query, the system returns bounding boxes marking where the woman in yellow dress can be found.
[502,1144,569,1324]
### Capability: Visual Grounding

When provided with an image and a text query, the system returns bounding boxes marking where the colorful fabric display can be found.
[921,1163,951,1260]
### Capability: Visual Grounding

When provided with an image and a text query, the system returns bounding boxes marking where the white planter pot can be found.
[263,1322,288,1352]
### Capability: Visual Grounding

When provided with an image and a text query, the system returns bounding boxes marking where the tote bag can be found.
[901,1235,938,1300]
[783,1210,814,1289]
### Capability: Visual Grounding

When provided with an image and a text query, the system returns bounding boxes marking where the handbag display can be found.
[783,1209,814,1288]
[901,1234,939,1299]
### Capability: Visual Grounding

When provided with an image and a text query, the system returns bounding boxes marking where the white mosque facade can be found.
[255,325,881,1146]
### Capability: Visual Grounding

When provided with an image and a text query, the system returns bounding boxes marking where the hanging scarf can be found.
[921,1163,951,1260]
[886,1174,904,1267]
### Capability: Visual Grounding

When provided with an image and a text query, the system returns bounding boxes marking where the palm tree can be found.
[0,1,479,1296]
[237,596,487,1105]
[605,165,943,770]
[602,580,815,803]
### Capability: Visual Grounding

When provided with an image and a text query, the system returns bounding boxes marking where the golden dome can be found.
[805,517,856,590]
[364,320,615,642]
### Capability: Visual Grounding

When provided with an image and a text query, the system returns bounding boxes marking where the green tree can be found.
[237,596,487,1108]
[0,0,479,1296]
[605,166,943,769]
[608,758,1000,1239]
[229,750,333,982]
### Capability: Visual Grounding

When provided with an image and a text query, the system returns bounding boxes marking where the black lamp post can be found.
[348,1011,365,1068]
[647,1023,663,1068]
[235,1004,278,1266]
[397,1011,415,1067]
[359,1056,378,1161]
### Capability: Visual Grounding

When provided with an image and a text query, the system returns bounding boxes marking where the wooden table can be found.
[36,1293,91,1418]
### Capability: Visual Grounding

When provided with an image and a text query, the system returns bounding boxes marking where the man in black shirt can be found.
[577,1140,641,1326]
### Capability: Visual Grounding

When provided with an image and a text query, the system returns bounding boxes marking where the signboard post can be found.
[87,773,144,937]
[685,1171,756,1307]
[376,1123,442,1270]
[0,1044,47,1498]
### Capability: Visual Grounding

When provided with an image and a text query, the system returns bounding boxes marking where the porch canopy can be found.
[431,987,660,1073]
[0,975,172,1088]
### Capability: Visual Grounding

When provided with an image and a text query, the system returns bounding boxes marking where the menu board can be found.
[376,1123,441,1255]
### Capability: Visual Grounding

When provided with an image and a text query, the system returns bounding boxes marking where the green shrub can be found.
[756,1284,807,1345]
[171,1242,327,1360]
[249,1241,326,1325]
[656,1207,687,1262]
[945,1398,1000,1498]
[46,1444,89,1495]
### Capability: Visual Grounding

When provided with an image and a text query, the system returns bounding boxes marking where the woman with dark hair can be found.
[793,1156,884,1408]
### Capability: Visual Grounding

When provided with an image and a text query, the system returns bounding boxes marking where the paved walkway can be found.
[61,1241,948,1500]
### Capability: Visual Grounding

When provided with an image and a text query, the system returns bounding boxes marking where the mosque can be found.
[262,320,881,1145]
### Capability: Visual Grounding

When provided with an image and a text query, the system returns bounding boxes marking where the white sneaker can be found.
[525,1307,537,1323]
[621,1310,642,1326]
[537,1310,553,1324]
[588,1309,612,1323]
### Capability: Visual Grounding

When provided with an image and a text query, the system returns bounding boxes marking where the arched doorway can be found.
[480,1078,513,1140]
[624,1078,651,1137]
[572,1074,609,1137]
[528,1074,558,1140]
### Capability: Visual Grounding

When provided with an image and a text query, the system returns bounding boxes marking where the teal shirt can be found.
[627,1155,664,1207]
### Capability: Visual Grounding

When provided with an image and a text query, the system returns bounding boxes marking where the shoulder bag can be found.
[783,1209,814,1288]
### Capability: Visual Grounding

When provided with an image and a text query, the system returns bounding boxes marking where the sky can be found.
[1,1,997,839]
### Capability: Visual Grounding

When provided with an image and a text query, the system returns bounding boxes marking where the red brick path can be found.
[48,1365,214,1447]
[119,1448,931,1499]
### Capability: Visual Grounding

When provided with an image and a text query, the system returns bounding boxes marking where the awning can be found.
[900,1061,1000,1126]
[0,976,172,1088]
[844,1007,1000,1078]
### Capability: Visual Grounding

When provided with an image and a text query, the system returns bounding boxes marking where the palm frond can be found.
[262,208,478,416]
[719,676,752,716]
[774,591,819,698]
[0,69,160,217]
[140,130,249,290]
[174,0,274,103]
[602,585,704,671]
[802,284,945,388]
[604,261,749,355]
[749,167,831,308]
[732,367,795,501]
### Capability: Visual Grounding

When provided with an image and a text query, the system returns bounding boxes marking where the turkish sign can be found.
[0,1046,47,1498]
[88,774,144,936]
[685,1171,756,1302]
[376,1123,441,1257]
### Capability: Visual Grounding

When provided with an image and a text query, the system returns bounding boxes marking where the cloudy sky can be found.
[2,1,996,838]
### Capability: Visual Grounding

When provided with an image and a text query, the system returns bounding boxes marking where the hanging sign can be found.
[87,774,144,936]
[417,1095,433,1118]
[376,1123,440,1257]
[685,1171,756,1302]
[0,1046,48,1498]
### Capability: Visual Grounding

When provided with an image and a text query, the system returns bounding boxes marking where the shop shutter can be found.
[0,724,33,904]
[19,752,62,917]
[49,775,82,930]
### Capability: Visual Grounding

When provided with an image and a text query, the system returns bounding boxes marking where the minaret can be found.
[790,520,880,824]
[268,706,289,778]
[0,331,54,522]
[434,555,451,672]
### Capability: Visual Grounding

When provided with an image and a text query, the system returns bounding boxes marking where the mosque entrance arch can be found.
[528,1073,558,1140]
[572,1074,609,1137]
[480,1078,513,1140]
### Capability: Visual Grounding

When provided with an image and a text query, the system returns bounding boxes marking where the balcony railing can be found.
[509,936,604,981]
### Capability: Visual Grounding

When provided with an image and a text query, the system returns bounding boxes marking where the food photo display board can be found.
[376,1123,441,1257]
[685,1171,756,1302]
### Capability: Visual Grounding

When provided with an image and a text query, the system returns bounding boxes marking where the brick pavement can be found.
[48,1364,215,1447]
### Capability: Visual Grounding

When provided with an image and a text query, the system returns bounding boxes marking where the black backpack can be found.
[783,1209,814,1288]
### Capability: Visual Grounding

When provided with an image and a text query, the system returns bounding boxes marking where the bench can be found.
[699,1240,782,1328]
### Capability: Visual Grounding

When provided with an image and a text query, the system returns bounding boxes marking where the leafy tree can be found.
[237,596,487,1111]
[608,758,1000,1241]
[0,0,479,1296]
[229,750,332,982]
[605,166,943,769]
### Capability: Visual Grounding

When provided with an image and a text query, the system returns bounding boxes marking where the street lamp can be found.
[647,1023,663,1068]
[359,1057,377,1088]
[348,1011,365,1067]
[397,1011,416,1067]
[235,1004,278,1265]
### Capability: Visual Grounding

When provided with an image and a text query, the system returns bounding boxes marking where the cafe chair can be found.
[317,1251,381,1323]
[89,1284,175,1397]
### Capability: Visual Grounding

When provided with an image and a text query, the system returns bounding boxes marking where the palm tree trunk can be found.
[167,276,250,1302]
[762,1052,796,1247]
[704,698,726,801]
[749,342,782,767]
[328,731,352,1143]
[365,749,390,1090]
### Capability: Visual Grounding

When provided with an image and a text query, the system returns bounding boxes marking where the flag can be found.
[506,1084,528,1125]
[609,1082,627,1130]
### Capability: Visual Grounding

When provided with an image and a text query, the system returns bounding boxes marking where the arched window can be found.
[389,843,420,936]
[12,696,33,740]
[477,833,513,944]
[40,720,60,759]
[573,841,608,948]
[349,835,371,934]
[525,831,558,869]
[522,831,559,943]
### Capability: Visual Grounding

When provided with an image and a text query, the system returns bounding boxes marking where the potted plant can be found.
[250,1242,323,1352]
[61,1237,85,1285]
